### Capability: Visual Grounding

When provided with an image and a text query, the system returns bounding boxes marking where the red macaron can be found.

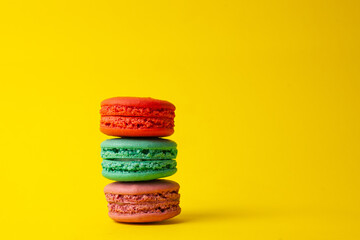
[100,97,175,137]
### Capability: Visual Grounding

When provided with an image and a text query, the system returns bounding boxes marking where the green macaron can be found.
[101,138,177,181]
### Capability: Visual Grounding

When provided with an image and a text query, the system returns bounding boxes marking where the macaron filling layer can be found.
[100,116,174,129]
[101,159,177,172]
[100,105,175,118]
[101,148,177,160]
[105,191,180,203]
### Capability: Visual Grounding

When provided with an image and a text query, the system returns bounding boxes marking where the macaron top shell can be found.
[101,138,177,149]
[104,179,180,195]
[101,97,175,109]
[101,97,175,114]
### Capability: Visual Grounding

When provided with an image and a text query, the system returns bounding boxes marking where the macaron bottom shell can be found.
[102,168,177,181]
[108,208,181,223]
[100,126,174,137]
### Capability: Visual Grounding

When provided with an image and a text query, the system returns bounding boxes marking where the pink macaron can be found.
[104,180,181,223]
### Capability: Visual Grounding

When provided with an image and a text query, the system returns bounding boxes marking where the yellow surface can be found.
[1,0,360,239]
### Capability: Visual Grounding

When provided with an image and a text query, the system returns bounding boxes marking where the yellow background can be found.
[1,0,360,239]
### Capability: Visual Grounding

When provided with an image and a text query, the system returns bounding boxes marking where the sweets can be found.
[104,180,180,223]
[100,97,175,137]
[100,97,181,223]
[101,138,177,181]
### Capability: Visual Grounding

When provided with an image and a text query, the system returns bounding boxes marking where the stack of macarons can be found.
[100,97,180,223]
